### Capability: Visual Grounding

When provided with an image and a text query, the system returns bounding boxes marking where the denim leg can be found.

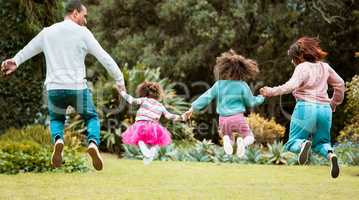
[48,90,68,143]
[73,89,100,145]
[285,102,315,154]
[312,105,333,159]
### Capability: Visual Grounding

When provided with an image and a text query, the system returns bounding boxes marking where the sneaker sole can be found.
[88,147,103,171]
[51,142,64,168]
[298,141,311,165]
[331,156,340,178]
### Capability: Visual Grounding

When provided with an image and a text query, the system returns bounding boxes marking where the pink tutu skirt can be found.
[122,120,172,147]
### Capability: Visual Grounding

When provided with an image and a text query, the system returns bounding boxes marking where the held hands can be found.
[1,59,17,77]
[114,84,127,102]
[181,108,194,121]
[114,84,126,95]
[259,86,272,98]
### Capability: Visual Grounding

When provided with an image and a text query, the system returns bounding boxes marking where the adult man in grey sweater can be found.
[1,0,124,171]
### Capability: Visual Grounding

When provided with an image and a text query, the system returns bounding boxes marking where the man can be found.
[1,0,125,171]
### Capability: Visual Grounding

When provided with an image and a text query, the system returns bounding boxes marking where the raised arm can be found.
[13,30,44,67]
[84,28,125,87]
[120,91,144,105]
[191,82,218,112]
[266,65,308,97]
[327,65,345,109]
[242,82,265,108]
[161,105,182,121]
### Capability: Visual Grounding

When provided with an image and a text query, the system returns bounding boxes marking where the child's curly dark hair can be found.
[214,49,259,81]
[136,81,163,100]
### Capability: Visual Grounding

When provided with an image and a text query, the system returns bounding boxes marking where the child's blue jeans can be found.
[285,101,333,159]
[47,89,100,145]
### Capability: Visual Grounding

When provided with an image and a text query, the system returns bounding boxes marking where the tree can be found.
[86,0,359,141]
[0,0,63,132]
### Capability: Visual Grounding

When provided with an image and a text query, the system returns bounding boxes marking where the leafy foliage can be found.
[0,141,88,174]
[247,113,286,144]
[0,125,89,174]
[185,140,217,162]
[86,0,359,139]
[0,125,84,149]
[335,142,359,166]
[265,141,295,165]
[0,125,51,145]
[0,0,63,132]
[245,145,266,164]
[339,75,359,143]
[122,140,295,165]
[122,139,359,166]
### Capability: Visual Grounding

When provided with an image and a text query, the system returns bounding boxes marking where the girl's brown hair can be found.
[136,81,163,100]
[288,37,328,64]
[214,49,259,81]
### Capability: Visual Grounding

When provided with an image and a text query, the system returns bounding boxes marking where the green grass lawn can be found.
[0,154,358,200]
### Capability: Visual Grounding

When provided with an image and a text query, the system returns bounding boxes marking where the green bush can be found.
[155,144,179,161]
[247,113,286,144]
[0,125,83,150]
[123,140,251,164]
[338,75,359,143]
[0,125,89,174]
[308,154,327,166]
[335,142,359,166]
[185,140,217,163]
[122,140,359,166]
[245,145,266,164]
[0,141,88,174]
[265,141,295,165]
[122,144,145,160]
[0,125,51,145]
[345,151,359,166]
[0,0,62,132]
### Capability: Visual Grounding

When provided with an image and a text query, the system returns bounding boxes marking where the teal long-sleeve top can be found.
[191,80,265,116]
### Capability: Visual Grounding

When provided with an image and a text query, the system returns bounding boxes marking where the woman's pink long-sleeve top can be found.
[267,61,345,107]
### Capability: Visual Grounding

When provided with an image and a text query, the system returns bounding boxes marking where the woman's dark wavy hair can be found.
[288,37,328,64]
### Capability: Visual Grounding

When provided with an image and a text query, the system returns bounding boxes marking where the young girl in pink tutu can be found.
[119,81,184,164]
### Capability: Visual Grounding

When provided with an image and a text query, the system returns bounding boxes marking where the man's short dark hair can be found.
[65,0,84,15]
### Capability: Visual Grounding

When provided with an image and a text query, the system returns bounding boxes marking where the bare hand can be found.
[330,102,336,112]
[1,59,17,76]
[114,84,126,94]
[182,109,193,121]
[260,86,272,97]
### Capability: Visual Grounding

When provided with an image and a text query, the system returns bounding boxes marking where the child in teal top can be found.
[191,80,264,116]
[184,50,264,158]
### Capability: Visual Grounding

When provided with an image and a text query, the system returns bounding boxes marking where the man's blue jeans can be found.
[47,89,100,145]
